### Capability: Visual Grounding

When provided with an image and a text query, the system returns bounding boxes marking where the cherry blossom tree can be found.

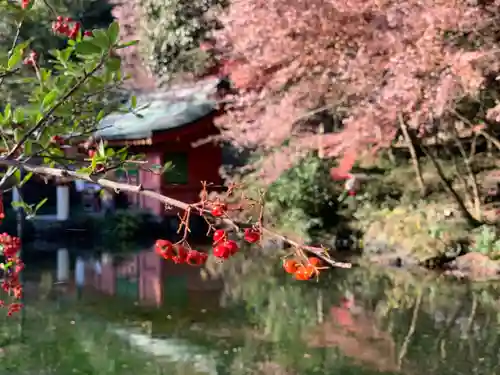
[214,0,500,181]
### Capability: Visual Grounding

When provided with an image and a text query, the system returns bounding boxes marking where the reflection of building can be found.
[84,249,223,308]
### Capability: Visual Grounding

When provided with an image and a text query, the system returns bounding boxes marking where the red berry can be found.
[224,240,239,255]
[211,203,226,217]
[56,16,63,22]
[283,259,298,274]
[186,250,208,266]
[294,265,316,280]
[171,245,187,264]
[294,266,311,280]
[68,22,80,39]
[51,135,64,144]
[244,228,260,243]
[64,17,73,22]
[308,257,321,266]
[213,243,230,259]
[155,239,173,259]
[213,229,226,244]
[21,0,30,9]
[88,149,96,158]
[83,30,93,37]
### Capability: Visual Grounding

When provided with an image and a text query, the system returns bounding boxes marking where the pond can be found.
[15,247,500,375]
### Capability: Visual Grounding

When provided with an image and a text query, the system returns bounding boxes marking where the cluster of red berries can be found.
[51,16,92,40]
[0,232,24,316]
[283,257,321,280]
[154,227,261,264]
[211,227,261,259]
[155,240,208,266]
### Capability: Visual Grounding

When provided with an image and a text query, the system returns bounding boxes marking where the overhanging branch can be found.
[0,158,352,269]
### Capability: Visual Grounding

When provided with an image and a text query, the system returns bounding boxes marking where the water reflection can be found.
[31,248,500,375]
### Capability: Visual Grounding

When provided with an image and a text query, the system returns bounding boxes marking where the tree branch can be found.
[0,158,352,269]
[5,57,107,159]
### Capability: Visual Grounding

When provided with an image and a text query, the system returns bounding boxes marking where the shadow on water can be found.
[23,247,500,375]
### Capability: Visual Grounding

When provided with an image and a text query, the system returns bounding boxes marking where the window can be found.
[163,152,189,185]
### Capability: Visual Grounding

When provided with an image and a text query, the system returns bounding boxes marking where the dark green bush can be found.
[264,153,344,241]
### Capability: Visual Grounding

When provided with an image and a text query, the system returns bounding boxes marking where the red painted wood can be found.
[116,114,223,216]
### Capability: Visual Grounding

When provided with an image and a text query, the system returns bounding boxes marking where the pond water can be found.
[24,248,500,375]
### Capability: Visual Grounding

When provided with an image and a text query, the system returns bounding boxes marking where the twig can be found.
[397,290,422,370]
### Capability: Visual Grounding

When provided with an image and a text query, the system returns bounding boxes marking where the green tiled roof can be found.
[96,77,221,141]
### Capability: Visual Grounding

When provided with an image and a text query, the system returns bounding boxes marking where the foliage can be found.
[112,0,226,87]
[471,225,500,259]
[263,153,344,241]
[214,0,500,177]
[0,0,115,104]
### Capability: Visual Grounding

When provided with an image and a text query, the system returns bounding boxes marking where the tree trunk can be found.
[398,114,426,196]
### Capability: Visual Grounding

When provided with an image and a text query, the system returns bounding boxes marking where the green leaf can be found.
[42,89,58,108]
[35,198,48,212]
[105,57,121,72]
[115,40,139,49]
[98,139,106,156]
[23,140,32,156]
[107,22,120,45]
[13,129,22,142]
[75,41,102,55]
[60,47,73,63]
[162,161,173,174]
[3,103,12,120]
[91,29,110,49]
[11,201,25,209]
[96,109,105,122]
[14,169,21,184]
[19,172,33,187]
[7,45,23,69]
[14,107,24,123]
[130,95,137,109]
[77,167,92,174]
